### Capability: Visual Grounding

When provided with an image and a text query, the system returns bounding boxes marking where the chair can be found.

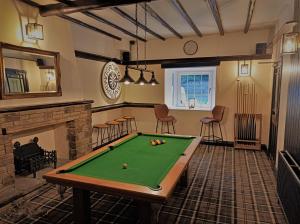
[154,104,176,134]
[200,105,225,143]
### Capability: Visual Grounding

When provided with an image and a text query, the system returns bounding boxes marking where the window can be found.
[164,67,216,110]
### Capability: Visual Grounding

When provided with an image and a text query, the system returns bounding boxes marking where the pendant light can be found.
[135,3,149,85]
[135,70,148,85]
[149,72,159,86]
[119,66,134,85]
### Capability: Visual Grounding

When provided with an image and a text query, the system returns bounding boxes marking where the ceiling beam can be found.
[82,12,146,42]
[244,0,256,33]
[171,0,202,37]
[40,0,158,17]
[112,7,166,41]
[207,0,224,35]
[140,3,183,39]
[59,15,122,40]
[19,0,122,41]
[56,1,146,41]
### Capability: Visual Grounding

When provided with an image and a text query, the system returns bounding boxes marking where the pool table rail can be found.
[43,133,201,203]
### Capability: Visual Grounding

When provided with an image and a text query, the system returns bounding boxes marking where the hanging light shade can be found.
[135,70,148,85]
[119,66,135,85]
[149,72,159,86]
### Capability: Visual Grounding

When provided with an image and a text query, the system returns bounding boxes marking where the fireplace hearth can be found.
[0,100,93,204]
[13,137,57,178]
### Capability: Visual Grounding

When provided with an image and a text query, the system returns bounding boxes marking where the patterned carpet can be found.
[0,145,287,224]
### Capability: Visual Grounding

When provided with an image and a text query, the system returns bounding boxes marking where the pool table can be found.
[43,133,201,224]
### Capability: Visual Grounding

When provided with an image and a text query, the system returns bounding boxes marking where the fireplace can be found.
[0,100,93,201]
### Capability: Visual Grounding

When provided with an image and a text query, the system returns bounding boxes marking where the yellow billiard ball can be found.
[122,163,128,169]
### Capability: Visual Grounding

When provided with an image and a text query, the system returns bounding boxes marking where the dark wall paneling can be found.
[283,52,300,164]
[277,151,300,224]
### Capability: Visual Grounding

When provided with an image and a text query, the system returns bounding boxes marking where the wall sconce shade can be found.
[119,66,135,85]
[282,32,299,55]
[149,72,159,86]
[26,23,44,40]
[238,60,252,77]
[135,70,148,85]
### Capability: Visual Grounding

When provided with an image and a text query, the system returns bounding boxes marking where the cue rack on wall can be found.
[234,81,262,150]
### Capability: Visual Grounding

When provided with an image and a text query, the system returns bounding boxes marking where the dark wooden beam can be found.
[40,0,158,17]
[59,15,122,40]
[82,12,146,42]
[140,3,183,39]
[19,0,122,41]
[244,0,256,33]
[171,0,202,37]
[112,7,166,41]
[127,54,272,65]
[74,49,272,65]
[75,50,122,64]
[18,0,41,7]
[207,0,224,35]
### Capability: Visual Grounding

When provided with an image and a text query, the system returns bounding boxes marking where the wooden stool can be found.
[93,124,109,146]
[106,121,120,141]
[115,118,128,136]
[122,116,137,133]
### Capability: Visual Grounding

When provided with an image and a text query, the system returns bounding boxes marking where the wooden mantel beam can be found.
[40,0,158,17]
[244,0,256,33]
[207,0,224,35]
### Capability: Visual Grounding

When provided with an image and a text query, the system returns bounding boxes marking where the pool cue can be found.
[236,81,239,141]
[242,84,246,141]
[246,83,250,142]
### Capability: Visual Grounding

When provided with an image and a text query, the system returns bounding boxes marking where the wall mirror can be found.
[0,42,62,99]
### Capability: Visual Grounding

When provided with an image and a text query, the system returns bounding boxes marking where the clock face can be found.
[183,40,198,55]
[101,62,122,100]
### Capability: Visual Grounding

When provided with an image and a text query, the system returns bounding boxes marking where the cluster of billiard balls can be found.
[121,139,167,169]
[150,139,167,146]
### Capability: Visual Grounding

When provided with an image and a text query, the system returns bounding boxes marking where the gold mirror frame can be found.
[0,42,62,99]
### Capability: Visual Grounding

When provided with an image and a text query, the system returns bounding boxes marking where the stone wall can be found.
[0,101,93,192]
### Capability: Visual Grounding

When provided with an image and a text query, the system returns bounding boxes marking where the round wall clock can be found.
[101,62,122,100]
[183,40,198,55]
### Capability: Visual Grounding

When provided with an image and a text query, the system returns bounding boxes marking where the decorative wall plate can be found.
[101,62,122,100]
[183,40,198,55]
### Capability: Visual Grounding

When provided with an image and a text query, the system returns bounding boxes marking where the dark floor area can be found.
[0,145,287,224]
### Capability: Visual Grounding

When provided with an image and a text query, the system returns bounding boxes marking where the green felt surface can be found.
[66,134,195,189]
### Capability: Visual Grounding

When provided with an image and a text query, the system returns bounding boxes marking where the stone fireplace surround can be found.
[0,100,93,196]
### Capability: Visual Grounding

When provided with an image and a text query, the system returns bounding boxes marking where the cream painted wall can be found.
[0,0,84,107]
[124,61,272,144]
[132,29,273,60]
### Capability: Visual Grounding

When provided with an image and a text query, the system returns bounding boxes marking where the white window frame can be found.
[164,66,216,111]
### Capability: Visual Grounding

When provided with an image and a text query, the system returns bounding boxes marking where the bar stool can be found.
[154,104,176,134]
[115,118,128,136]
[93,124,110,146]
[122,116,137,133]
[106,120,120,141]
[200,105,225,144]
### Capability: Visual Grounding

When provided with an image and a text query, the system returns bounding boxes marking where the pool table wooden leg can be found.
[73,188,91,224]
[137,201,158,224]
[180,166,189,187]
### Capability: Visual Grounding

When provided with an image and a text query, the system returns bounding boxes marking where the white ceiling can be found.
[32,0,292,40]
